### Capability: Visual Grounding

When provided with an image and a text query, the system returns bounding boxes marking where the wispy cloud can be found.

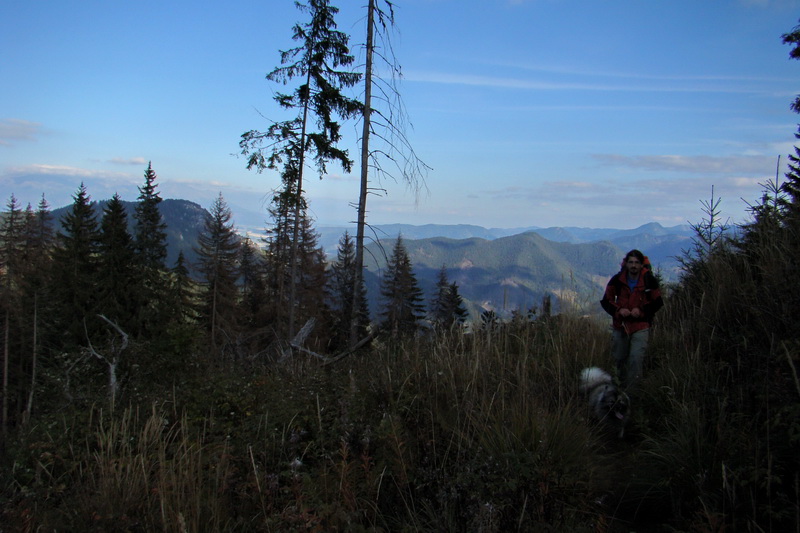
[0,118,43,146]
[480,173,765,226]
[592,154,777,174]
[1,164,141,208]
[404,69,785,95]
[109,156,148,166]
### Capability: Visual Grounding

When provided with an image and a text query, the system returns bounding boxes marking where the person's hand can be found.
[631,308,642,319]
[619,308,631,318]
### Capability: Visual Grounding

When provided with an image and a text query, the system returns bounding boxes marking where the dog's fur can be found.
[580,367,630,438]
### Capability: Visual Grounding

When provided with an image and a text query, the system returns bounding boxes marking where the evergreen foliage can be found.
[429,265,468,330]
[328,231,370,350]
[168,250,197,326]
[194,193,240,357]
[97,194,138,332]
[379,236,425,337]
[4,12,800,532]
[132,163,170,337]
[51,183,100,349]
[133,162,168,270]
[240,0,361,337]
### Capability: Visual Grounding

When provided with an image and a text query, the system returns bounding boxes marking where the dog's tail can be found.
[579,367,612,394]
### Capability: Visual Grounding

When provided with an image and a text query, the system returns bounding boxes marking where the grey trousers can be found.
[611,328,649,390]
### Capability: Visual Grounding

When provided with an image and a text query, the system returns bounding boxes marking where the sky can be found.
[2,0,800,233]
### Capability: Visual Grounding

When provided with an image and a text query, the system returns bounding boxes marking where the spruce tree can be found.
[239,237,267,329]
[51,183,100,349]
[18,196,54,422]
[294,212,332,349]
[1,194,24,433]
[430,265,467,330]
[97,194,137,332]
[262,185,297,338]
[195,193,240,356]
[380,236,425,338]
[134,162,168,269]
[168,251,196,326]
[329,231,369,350]
[133,162,169,337]
[240,0,361,337]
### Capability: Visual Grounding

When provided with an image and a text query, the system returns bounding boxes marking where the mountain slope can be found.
[52,198,208,268]
[363,232,622,318]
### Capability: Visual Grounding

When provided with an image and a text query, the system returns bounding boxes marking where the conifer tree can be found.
[134,162,168,269]
[195,193,240,356]
[133,162,169,336]
[1,194,25,434]
[430,265,467,330]
[329,231,369,350]
[168,251,197,325]
[262,185,297,338]
[51,183,100,349]
[239,237,267,329]
[380,236,424,338]
[240,0,361,337]
[97,194,137,332]
[19,196,54,422]
[294,212,332,349]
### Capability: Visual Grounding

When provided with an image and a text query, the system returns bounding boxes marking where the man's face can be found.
[626,257,642,277]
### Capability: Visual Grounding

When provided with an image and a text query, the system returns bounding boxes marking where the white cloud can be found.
[0,118,43,146]
[592,154,776,174]
[109,156,148,166]
[404,70,778,95]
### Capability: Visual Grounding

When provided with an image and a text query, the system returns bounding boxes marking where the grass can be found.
[2,280,799,531]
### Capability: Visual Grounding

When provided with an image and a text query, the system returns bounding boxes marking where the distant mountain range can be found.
[48,198,694,319]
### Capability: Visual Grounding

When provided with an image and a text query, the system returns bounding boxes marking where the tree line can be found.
[0,162,467,433]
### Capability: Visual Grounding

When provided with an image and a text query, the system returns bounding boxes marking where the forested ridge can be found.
[2,2,800,530]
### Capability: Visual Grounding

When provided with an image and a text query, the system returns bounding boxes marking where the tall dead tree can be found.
[350,0,430,347]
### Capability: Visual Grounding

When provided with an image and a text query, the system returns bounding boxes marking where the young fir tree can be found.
[1,194,25,433]
[240,0,361,338]
[262,184,298,338]
[134,162,168,269]
[168,251,197,326]
[18,196,54,423]
[262,187,331,348]
[329,231,370,351]
[429,265,468,330]
[294,212,332,349]
[51,183,101,349]
[132,163,169,336]
[380,236,425,338]
[195,193,240,356]
[238,237,267,329]
[97,194,138,332]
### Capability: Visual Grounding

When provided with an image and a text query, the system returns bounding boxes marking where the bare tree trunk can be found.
[351,0,375,349]
[2,311,9,438]
[288,69,313,340]
[23,292,38,426]
[86,315,128,404]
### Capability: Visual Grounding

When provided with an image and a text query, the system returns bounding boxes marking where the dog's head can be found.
[594,385,630,423]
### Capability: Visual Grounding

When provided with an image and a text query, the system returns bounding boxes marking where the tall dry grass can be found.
[3,245,798,532]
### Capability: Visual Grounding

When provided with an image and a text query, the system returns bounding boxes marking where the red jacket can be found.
[600,270,663,334]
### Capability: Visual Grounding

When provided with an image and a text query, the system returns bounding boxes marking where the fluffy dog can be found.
[579,367,630,438]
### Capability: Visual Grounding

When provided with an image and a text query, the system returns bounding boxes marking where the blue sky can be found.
[2,0,800,232]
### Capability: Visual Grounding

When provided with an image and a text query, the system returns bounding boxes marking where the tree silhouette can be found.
[195,193,240,356]
[380,236,424,338]
[240,0,361,338]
